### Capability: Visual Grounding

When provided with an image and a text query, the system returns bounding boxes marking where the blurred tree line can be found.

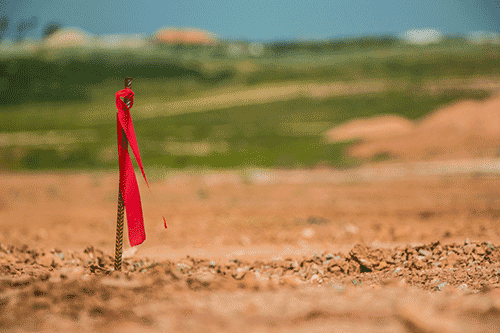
[0,9,62,44]
[266,35,399,55]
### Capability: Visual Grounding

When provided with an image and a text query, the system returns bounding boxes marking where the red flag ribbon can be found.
[115,87,167,247]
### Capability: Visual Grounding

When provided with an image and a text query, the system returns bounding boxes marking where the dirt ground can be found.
[2,167,500,332]
[3,83,500,332]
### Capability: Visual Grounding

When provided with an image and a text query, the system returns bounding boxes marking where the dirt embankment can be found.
[326,92,500,162]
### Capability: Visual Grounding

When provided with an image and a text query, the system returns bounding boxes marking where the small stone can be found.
[195,272,216,284]
[328,266,342,275]
[274,268,284,277]
[37,255,53,268]
[445,252,460,267]
[433,245,443,255]
[377,261,388,270]
[475,246,486,256]
[412,259,425,270]
[463,244,476,255]
[168,267,184,280]
[385,256,395,264]
[309,274,322,283]
[233,268,246,280]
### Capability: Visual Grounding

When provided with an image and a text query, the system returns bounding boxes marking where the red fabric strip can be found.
[115,88,168,243]
[115,88,168,245]
[117,117,146,247]
[116,88,146,246]
[115,88,148,247]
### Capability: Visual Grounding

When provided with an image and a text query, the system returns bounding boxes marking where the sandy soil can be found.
[327,91,500,162]
[2,168,500,332]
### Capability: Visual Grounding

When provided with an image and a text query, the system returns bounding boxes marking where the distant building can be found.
[152,27,219,46]
[466,31,500,45]
[400,28,442,45]
[44,27,92,49]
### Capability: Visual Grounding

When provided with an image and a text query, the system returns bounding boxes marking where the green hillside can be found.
[0,87,491,171]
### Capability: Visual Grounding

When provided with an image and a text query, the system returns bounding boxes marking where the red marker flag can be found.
[115,85,167,247]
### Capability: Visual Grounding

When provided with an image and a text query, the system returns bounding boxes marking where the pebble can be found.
[233,268,246,280]
[37,255,54,268]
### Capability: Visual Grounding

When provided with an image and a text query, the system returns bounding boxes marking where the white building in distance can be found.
[400,28,442,45]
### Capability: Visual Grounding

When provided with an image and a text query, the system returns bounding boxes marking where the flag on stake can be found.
[114,77,167,271]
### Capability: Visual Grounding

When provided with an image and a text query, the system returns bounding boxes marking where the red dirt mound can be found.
[327,92,500,161]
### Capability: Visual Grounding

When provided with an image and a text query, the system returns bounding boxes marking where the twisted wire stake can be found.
[114,77,132,271]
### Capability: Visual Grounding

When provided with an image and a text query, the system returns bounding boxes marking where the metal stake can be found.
[114,77,132,271]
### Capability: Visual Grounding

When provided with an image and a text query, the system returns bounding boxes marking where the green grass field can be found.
[0,85,492,171]
[0,40,498,171]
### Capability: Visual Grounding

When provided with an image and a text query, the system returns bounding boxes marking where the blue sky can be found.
[2,0,499,41]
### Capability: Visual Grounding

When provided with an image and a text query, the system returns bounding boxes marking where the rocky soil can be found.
[3,150,500,332]
[2,240,500,332]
